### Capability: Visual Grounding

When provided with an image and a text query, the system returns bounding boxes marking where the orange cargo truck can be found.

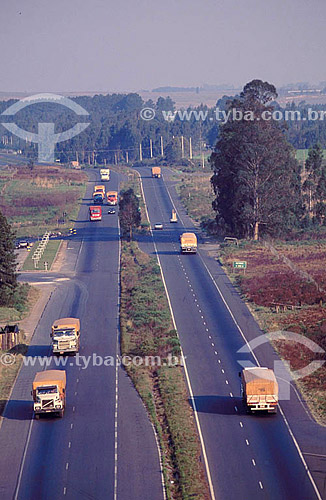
[107,191,118,205]
[151,167,161,178]
[240,367,278,413]
[32,370,66,419]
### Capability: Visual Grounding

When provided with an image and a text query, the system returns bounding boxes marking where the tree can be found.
[119,189,141,240]
[303,144,326,222]
[211,80,302,240]
[0,210,18,306]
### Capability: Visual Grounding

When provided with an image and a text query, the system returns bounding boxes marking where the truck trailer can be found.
[51,318,80,355]
[32,370,66,419]
[180,232,197,253]
[241,367,278,413]
[151,167,161,178]
[100,168,110,181]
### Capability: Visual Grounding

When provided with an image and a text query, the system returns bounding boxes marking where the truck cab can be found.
[32,370,66,419]
[51,318,80,355]
[180,232,197,253]
[151,167,161,178]
[107,191,118,205]
[89,206,102,221]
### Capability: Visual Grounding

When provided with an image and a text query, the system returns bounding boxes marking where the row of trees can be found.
[210,80,326,240]
[0,211,18,306]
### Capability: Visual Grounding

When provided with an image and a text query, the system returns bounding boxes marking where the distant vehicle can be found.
[151,166,161,178]
[107,191,118,205]
[180,233,197,253]
[108,209,116,214]
[89,206,102,221]
[154,223,163,230]
[93,193,104,204]
[51,318,80,355]
[94,185,106,196]
[18,240,29,248]
[240,367,278,414]
[170,209,177,223]
[100,168,110,181]
[32,370,66,419]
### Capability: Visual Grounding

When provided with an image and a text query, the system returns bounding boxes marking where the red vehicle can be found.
[89,205,102,221]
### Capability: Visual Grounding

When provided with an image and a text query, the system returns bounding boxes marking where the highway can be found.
[135,164,326,500]
[0,170,164,500]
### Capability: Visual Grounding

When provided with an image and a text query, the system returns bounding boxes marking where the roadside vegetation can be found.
[0,285,39,416]
[0,165,87,237]
[120,241,209,499]
[219,240,326,424]
[22,239,61,271]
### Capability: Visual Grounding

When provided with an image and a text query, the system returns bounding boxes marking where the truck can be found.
[93,191,104,204]
[240,367,278,413]
[32,370,66,419]
[151,167,161,178]
[180,232,197,253]
[51,318,80,355]
[89,205,102,221]
[100,168,110,181]
[94,185,106,197]
[107,191,118,205]
[170,209,178,223]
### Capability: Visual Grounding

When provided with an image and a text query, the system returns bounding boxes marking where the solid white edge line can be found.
[162,169,322,500]
[114,217,121,500]
[14,419,34,500]
[138,171,216,500]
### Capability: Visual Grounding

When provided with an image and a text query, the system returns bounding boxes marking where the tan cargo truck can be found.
[151,167,161,178]
[32,370,66,419]
[180,232,197,253]
[51,318,80,355]
[240,367,278,413]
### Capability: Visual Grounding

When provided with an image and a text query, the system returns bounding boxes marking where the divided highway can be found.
[0,171,164,500]
[135,164,326,500]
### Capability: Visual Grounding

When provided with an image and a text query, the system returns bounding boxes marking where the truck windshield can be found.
[37,386,58,395]
[54,329,75,337]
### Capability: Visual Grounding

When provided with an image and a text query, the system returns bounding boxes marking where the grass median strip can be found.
[120,241,210,500]
[22,239,61,271]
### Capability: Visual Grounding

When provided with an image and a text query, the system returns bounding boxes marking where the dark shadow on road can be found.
[191,395,245,415]
[2,400,33,420]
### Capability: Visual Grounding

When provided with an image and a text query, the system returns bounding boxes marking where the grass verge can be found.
[120,241,209,499]
[22,239,61,271]
[0,286,40,416]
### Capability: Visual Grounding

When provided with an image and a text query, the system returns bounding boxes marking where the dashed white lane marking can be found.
[214,351,218,355]
[252,459,256,466]
[76,378,79,383]
[211,342,215,347]
[70,423,73,429]
[221,369,224,373]
[218,359,221,364]
[66,462,69,470]
[68,442,71,448]
[259,482,263,490]
[234,406,238,412]
[73,406,75,412]
[206,328,209,332]
[63,487,67,495]
[225,380,229,385]
[239,422,243,428]
[74,391,77,396]
[229,392,233,397]
[246,439,249,446]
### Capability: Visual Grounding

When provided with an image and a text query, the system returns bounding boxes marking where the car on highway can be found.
[108,209,116,214]
[154,223,163,230]
[16,240,33,249]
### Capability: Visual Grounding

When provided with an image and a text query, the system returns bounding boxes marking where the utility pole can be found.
[160,136,164,157]
[189,137,193,159]
[139,143,143,162]
[114,152,117,165]
[104,158,107,166]
[181,135,184,158]
[150,139,153,159]
[126,151,129,164]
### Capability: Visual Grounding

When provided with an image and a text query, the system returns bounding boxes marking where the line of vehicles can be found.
[32,166,279,420]
[89,169,118,221]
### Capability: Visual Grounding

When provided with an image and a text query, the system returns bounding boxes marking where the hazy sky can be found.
[1,0,325,93]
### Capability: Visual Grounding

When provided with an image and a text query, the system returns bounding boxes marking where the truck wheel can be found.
[58,410,64,418]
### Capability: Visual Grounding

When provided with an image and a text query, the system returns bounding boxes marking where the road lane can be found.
[136,164,325,500]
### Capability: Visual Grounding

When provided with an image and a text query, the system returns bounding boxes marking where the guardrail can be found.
[31,231,51,269]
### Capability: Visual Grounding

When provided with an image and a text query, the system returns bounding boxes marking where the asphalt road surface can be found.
[0,170,164,500]
[135,164,326,500]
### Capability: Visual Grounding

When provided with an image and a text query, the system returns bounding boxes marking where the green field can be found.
[22,239,61,271]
